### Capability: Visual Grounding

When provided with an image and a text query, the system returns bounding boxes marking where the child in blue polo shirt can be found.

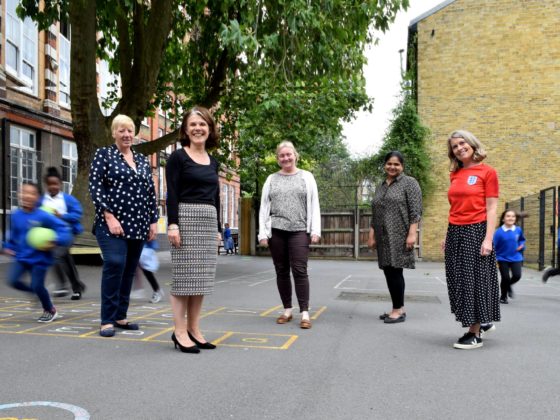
[2,182,72,322]
[493,209,526,304]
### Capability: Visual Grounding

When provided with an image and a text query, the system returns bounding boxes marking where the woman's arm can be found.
[258,176,273,244]
[482,197,499,256]
[307,173,321,243]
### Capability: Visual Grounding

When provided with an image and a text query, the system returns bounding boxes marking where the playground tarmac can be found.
[1,253,559,419]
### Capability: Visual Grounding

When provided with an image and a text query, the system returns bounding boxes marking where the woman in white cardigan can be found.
[258,141,321,329]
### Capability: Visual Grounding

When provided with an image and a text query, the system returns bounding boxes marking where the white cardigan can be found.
[258,169,321,241]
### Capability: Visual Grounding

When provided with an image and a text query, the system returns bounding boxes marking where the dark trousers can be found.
[268,229,310,312]
[498,261,522,299]
[382,266,405,309]
[95,225,144,325]
[8,261,52,312]
[141,268,161,292]
[53,244,85,293]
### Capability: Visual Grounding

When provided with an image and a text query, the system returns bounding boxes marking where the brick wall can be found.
[415,0,560,260]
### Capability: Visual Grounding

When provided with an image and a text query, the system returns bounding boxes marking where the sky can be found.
[342,0,445,157]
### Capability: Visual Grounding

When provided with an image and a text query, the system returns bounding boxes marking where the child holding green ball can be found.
[2,182,72,322]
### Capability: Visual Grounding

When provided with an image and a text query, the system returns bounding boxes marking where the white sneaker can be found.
[150,290,164,303]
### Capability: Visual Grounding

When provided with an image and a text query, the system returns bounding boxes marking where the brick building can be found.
[0,1,239,240]
[409,0,560,260]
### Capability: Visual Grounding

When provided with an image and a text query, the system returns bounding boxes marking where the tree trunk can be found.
[69,1,110,232]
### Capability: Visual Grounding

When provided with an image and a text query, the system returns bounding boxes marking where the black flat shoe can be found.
[380,312,406,320]
[188,331,216,349]
[384,314,406,324]
[114,321,139,330]
[171,332,200,353]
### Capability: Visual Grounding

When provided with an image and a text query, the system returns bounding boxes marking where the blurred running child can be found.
[133,239,164,303]
[40,167,86,300]
[223,223,234,255]
[493,209,526,304]
[2,182,72,322]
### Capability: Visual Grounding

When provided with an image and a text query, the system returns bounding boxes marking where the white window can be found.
[222,184,229,229]
[59,30,71,106]
[231,187,236,227]
[159,165,165,200]
[5,0,38,93]
[62,140,78,193]
[10,125,38,208]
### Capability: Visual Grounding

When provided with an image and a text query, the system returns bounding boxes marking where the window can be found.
[59,24,71,106]
[5,0,38,92]
[222,184,229,229]
[62,140,78,193]
[10,126,39,208]
[231,187,236,227]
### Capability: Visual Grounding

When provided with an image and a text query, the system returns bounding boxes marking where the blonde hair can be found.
[276,141,299,162]
[111,114,135,134]
[447,129,487,171]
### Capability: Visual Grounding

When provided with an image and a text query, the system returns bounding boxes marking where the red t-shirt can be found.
[448,164,499,225]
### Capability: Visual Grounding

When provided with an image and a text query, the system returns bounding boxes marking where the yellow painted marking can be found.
[0,323,21,328]
[210,331,234,345]
[242,337,268,344]
[17,310,98,334]
[259,305,283,317]
[69,246,101,254]
[142,327,174,341]
[79,329,100,338]
[311,306,327,320]
[280,335,299,350]
[0,303,34,311]
[200,306,226,318]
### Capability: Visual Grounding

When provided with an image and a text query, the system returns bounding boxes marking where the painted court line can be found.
[334,275,352,290]
[247,277,275,287]
[259,305,283,317]
[220,269,276,282]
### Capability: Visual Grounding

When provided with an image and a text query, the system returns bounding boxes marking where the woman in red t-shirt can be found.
[442,130,500,350]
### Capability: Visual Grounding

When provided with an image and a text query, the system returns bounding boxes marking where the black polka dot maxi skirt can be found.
[444,222,500,327]
[170,203,218,296]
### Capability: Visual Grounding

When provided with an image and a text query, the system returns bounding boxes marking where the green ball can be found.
[27,227,56,250]
[40,205,56,214]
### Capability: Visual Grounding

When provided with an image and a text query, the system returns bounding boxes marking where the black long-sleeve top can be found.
[165,148,221,230]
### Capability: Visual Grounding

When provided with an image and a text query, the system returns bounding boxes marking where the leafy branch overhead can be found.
[17,0,410,219]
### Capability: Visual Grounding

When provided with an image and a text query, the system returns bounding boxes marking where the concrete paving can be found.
[1,253,559,419]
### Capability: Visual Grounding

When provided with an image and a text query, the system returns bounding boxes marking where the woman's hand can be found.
[310,234,320,244]
[367,227,376,249]
[406,232,417,251]
[516,244,524,251]
[148,223,157,241]
[440,239,446,253]
[104,211,124,236]
[259,239,269,248]
[168,228,180,248]
[480,238,493,256]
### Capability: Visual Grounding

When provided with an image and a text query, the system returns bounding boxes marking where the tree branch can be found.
[133,129,180,156]
[115,6,133,94]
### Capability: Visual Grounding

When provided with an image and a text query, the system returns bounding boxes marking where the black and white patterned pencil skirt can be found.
[444,222,500,327]
[170,203,218,296]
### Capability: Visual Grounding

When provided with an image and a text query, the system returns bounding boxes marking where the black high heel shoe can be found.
[171,332,200,353]
[188,331,216,349]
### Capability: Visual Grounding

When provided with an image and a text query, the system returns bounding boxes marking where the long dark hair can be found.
[383,150,404,165]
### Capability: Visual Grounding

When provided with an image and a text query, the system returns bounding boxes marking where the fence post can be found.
[539,191,546,271]
[354,206,360,260]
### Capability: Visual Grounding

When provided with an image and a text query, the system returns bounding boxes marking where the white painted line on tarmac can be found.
[334,275,353,289]
[434,276,447,285]
[221,269,275,282]
[247,277,275,287]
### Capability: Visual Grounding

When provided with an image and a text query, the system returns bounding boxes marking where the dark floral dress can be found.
[371,174,422,269]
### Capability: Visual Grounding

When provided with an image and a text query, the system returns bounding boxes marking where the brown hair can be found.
[179,106,219,149]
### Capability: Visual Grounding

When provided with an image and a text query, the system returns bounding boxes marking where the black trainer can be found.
[453,332,483,349]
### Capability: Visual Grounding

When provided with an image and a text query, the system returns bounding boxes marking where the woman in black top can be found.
[166,106,221,353]
[89,114,158,337]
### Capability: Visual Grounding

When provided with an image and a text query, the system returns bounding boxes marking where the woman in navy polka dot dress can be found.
[442,130,500,350]
[89,114,158,337]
